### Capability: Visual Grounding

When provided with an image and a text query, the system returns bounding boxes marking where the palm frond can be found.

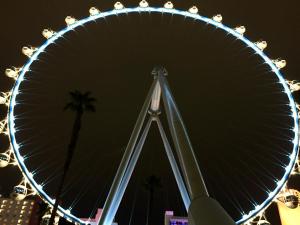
[65,90,97,112]
[85,104,96,112]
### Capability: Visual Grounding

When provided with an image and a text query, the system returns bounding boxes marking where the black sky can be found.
[0,1,300,225]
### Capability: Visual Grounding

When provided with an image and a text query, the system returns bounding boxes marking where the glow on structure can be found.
[255,40,268,51]
[65,16,77,26]
[89,7,100,16]
[5,67,22,80]
[139,0,149,8]
[278,201,300,225]
[234,26,246,35]
[212,14,223,23]
[22,46,37,58]
[42,29,56,39]
[6,3,299,225]
[277,190,300,225]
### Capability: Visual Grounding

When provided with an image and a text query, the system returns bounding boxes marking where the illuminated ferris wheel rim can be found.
[7,4,299,225]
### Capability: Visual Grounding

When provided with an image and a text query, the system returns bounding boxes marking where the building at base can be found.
[81,209,118,225]
[165,210,188,225]
[0,197,39,225]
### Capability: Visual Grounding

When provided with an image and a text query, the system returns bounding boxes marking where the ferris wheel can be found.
[1,1,300,225]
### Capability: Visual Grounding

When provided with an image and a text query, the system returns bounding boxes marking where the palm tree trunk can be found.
[148,189,154,225]
[146,189,154,225]
[48,110,83,225]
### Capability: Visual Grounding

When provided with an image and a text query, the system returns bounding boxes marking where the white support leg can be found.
[156,67,208,199]
[98,80,156,225]
[103,118,153,225]
[156,67,236,225]
[98,67,236,225]
[156,117,191,210]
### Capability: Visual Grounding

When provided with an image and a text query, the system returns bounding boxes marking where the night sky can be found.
[0,1,300,225]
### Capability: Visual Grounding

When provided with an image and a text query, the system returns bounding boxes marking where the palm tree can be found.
[49,90,96,225]
[143,175,162,225]
[36,199,48,224]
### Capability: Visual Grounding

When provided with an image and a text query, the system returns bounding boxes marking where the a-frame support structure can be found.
[97,67,236,225]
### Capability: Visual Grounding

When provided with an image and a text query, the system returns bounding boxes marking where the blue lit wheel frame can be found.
[7,6,299,225]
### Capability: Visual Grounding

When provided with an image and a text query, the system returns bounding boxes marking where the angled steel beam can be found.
[98,67,236,225]
[156,67,209,199]
[102,117,153,225]
[150,81,161,112]
[98,80,156,225]
[156,67,236,225]
[150,76,190,211]
[155,117,191,210]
